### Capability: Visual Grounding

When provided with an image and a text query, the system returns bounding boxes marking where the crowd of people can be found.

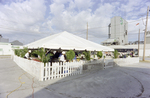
[119,51,135,58]
[24,50,79,63]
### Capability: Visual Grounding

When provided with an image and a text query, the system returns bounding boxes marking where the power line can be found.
[85,32,144,40]
[87,17,148,30]
[0,17,148,44]
[0,17,148,32]
[0,24,145,40]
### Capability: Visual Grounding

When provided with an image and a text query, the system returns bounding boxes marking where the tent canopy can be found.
[25,31,114,51]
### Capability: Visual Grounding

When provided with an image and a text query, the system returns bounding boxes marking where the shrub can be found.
[14,47,28,57]
[97,51,103,58]
[15,49,21,56]
[113,50,119,59]
[20,47,28,58]
[66,50,75,61]
[83,51,91,61]
[104,55,106,58]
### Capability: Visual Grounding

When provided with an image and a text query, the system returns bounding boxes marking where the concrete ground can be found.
[0,58,150,98]
[140,57,150,61]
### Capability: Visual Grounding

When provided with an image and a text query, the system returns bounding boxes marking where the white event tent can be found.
[25,31,114,51]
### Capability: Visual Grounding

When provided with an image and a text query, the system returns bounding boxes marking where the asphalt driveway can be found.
[0,58,150,98]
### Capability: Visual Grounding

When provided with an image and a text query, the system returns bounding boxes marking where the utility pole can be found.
[143,6,149,61]
[138,29,140,57]
[86,22,88,40]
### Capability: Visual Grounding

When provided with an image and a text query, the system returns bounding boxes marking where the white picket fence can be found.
[43,61,84,81]
[13,55,116,81]
[13,55,84,81]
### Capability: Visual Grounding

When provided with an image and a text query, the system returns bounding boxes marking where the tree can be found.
[97,51,103,58]
[66,50,75,61]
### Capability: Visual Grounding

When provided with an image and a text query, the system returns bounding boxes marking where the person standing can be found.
[59,51,66,73]
[24,50,31,59]
[59,51,66,62]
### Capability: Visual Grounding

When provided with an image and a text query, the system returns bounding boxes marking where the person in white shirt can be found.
[59,51,66,62]
[24,50,31,59]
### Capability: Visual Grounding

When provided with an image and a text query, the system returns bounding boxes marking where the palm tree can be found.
[32,48,53,65]
[113,50,119,59]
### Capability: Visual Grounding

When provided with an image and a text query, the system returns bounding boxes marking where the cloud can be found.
[120,0,149,19]
[74,0,94,11]
[50,3,64,16]
[0,0,46,33]
[47,1,116,44]
[0,0,149,44]
[0,0,47,44]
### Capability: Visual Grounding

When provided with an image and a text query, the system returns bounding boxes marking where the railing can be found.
[104,59,114,68]
[83,59,114,70]
[83,59,104,70]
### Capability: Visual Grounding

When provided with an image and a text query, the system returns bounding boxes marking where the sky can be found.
[0,0,150,45]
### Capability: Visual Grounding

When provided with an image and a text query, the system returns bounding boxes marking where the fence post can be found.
[70,62,72,76]
[48,62,50,80]
[39,62,44,81]
[51,63,53,79]
[102,58,105,70]
[45,63,47,81]
[80,61,83,74]
[54,64,56,79]
[60,64,62,78]
[63,63,64,77]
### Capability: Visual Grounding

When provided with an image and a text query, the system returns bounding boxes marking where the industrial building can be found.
[146,31,150,44]
[101,16,150,57]
[102,16,128,45]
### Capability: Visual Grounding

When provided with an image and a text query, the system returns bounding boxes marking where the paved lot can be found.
[140,57,150,61]
[0,58,150,98]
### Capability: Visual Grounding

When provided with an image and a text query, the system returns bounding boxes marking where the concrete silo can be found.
[146,31,150,44]
[110,16,128,45]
